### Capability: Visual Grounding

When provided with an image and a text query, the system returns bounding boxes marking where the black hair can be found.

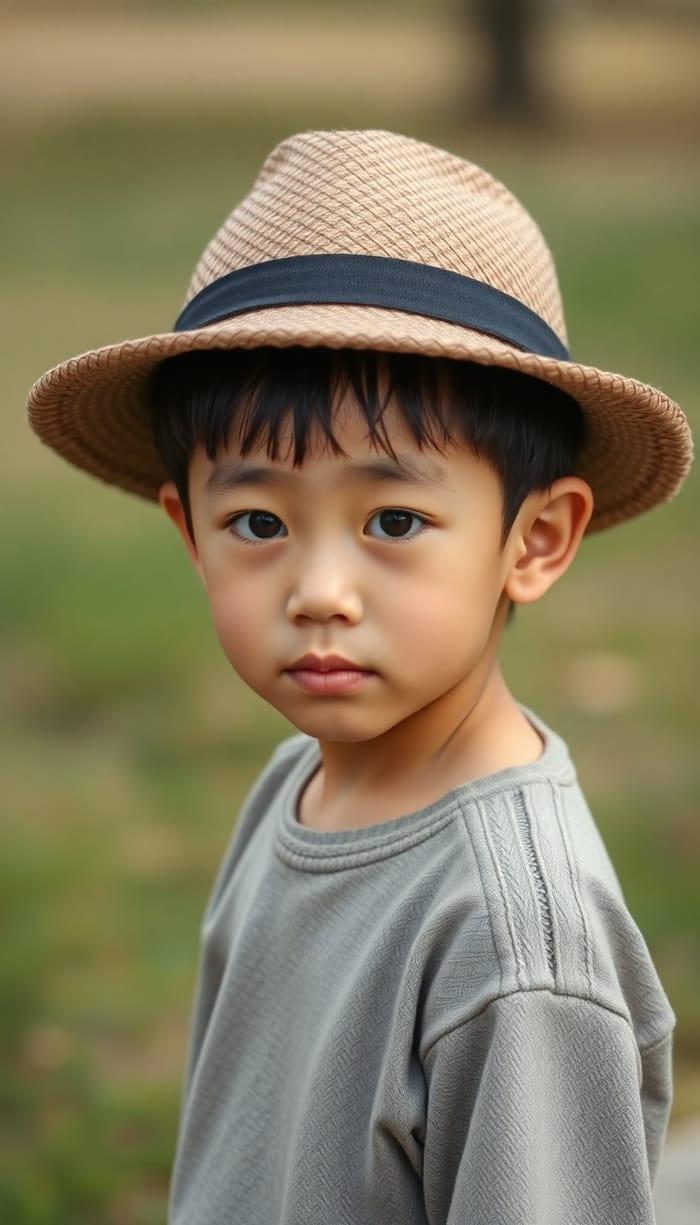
[150,347,585,542]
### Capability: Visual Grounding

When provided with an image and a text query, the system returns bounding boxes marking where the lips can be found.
[288,653,363,673]
[285,653,375,695]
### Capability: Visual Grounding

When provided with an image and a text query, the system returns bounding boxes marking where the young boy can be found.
[28,130,692,1224]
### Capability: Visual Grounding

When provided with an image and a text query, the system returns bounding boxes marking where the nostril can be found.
[286,585,362,625]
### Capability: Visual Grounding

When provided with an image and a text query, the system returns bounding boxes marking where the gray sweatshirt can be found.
[169,712,674,1224]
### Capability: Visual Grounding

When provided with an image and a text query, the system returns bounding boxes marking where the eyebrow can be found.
[204,454,448,495]
[350,456,448,486]
[205,463,288,495]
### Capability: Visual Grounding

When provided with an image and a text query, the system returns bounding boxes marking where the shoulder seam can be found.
[473,799,528,989]
[459,810,504,997]
[549,779,594,994]
[513,787,557,979]
[423,987,635,1058]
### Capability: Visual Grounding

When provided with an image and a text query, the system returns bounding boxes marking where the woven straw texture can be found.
[27,129,692,531]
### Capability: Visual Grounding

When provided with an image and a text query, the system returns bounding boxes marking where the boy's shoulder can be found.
[418,738,674,1056]
[210,720,672,1053]
[278,717,671,1052]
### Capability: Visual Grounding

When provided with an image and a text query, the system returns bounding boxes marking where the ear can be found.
[504,477,594,606]
[158,481,203,577]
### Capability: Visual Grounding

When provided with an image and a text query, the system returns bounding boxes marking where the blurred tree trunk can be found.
[469,0,548,120]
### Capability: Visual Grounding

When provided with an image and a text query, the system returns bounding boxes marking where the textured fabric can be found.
[169,713,673,1225]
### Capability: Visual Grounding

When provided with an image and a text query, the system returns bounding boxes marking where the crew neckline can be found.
[274,708,575,872]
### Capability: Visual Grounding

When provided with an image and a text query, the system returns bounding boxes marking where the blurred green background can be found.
[1,1,698,1221]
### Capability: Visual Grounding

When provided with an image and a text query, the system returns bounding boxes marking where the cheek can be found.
[382,560,500,641]
[393,598,490,671]
[204,577,271,671]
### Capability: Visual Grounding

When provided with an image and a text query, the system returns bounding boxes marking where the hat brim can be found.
[27,303,692,533]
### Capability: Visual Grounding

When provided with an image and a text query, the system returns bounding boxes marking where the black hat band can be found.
[174,254,569,361]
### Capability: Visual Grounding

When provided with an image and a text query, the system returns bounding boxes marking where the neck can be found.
[299,664,542,832]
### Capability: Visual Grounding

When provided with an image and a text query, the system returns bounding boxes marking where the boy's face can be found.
[170,391,525,748]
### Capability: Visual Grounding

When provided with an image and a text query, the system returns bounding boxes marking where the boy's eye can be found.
[365,510,426,540]
[229,511,288,541]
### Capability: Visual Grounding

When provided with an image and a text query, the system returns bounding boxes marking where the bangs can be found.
[151,347,456,468]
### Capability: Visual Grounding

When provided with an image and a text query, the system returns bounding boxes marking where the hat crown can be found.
[186,129,568,347]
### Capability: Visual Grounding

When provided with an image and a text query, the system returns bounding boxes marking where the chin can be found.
[281,710,397,745]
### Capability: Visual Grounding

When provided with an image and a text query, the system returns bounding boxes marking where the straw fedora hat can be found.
[27,128,691,532]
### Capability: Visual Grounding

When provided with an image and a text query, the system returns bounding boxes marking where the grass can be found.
[2,11,699,1220]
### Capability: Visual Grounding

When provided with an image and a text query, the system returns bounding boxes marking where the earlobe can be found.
[158,481,202,576]
[505,477,594,606]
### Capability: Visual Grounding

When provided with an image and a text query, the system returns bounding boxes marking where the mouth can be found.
[288,654,364,673]
[285,654,375,695]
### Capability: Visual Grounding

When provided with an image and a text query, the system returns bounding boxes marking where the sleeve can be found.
[421,989,671,1225]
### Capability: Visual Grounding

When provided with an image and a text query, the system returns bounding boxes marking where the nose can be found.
[286,543,363,625]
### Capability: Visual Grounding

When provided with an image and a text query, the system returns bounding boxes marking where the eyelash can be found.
[225,511,287,543]
[225,508,430,544]
[364,509,429,540]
